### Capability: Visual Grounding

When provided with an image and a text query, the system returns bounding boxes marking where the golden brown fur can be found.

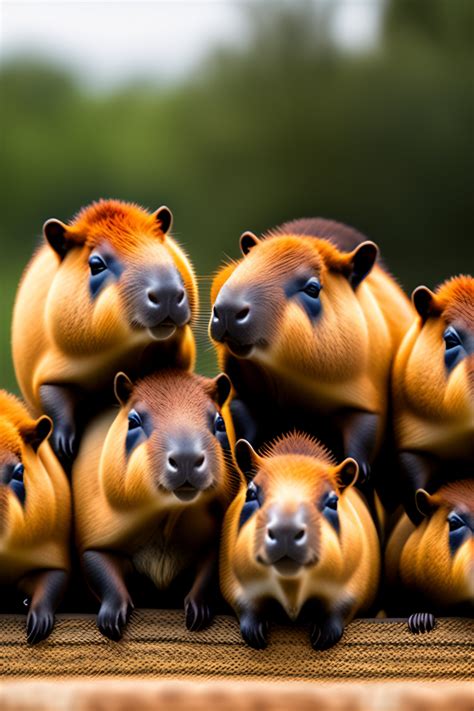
[0,391,70,584]
[12,200,198,415]
[386,481,473,616]
[220,433,380,649]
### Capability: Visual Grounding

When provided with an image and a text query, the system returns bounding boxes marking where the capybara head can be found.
[43,200,197,347]
[232,433,358,577]
[101,370,233,508]
[406,481,474,606]
[400,275,473,419]
[209,219,378,380]
[0,391,52,538]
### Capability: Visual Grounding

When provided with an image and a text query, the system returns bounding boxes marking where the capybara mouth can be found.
[172,485,201,502]
[224,339,254,358]
[272,557,304,577]
[147,320,177,341]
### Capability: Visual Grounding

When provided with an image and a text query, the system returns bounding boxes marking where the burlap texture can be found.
[0,610,472,681]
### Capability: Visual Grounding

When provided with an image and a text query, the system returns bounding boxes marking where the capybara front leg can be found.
[82,550,134,641]
[339,410,379,483]
[184,550,218,632]
[39,383,80,467]
[20,568,68,645]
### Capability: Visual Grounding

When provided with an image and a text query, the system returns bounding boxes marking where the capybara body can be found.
[209,219,415,481]
[392,275,473,521]
[220,432,380,649]
[0,391,71,643]
[73,369,237,639]
[385,480,473,632]
[12,200,198,463]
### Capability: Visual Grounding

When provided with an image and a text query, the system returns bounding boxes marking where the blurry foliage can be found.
[1,0,473,391]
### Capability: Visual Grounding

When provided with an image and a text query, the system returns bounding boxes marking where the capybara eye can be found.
[12,463,25,481]
[88,254,108,276]
[302,277,321,299]
[214,414,226,433]
[127,409,143,431]
[246,481,259,503]
[447,511,466,532]
[443,326,462,349]
[322,491,338,511]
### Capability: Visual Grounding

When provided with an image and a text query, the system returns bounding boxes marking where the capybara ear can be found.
[348,241,378,288]
[43,219,71,259]
[154,206,173,235]
[412,286,439,321]
[210,373,232,407]
[114,372,134,405]
[239,231,260,256]
[335,457,359,490]
[235,439,260,481]
[21,415,53,452]
[415,488,436,518]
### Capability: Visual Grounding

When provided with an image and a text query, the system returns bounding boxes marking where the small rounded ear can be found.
[415,489,436,518]
[239,231,259,256]
[234,439,260,482]
[154,206,173,235]
[43,219,70,259]
[335,457,359,490]
[22,415,53,451]
[412,286,438,321]
[114,372,134,406]
[348,241,378,288]
[210,373,232,407]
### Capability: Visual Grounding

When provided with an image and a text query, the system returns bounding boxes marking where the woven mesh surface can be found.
[0,610,472,681]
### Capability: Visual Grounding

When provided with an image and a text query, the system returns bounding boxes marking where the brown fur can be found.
[220,434,380,637]
[393,275,474,459]
[386,480,473,612]
[12,200,198,415]
[0,391,70,584]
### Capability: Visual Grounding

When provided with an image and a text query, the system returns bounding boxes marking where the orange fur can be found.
[12,200,198,414]
[220,433,380,629]
[386,481,473,611]
[0,391,70,584]
[393,275,474,458]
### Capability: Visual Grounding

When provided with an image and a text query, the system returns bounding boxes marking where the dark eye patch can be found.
[5,463,26,506]
[213,412,230,451]
[320,490,339,533]
[285,275,322,321]
[125,408,152,455]
[447,510,472,556]
[89,251,124,298]
[443,326,471,372]
[238,481,263,529]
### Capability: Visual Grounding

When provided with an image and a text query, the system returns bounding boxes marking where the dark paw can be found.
[310,616,344,650]
[408,612,436,634]
[97,597,133,641]
[26,606,55,645]
[184,595,214,632]
[240,613,268,650]
[51,424,77,465]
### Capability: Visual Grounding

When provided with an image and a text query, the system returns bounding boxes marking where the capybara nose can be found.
[210,293,252,343]
[141,269,190,328]
[265,518,307,563]
[165,445,208,495]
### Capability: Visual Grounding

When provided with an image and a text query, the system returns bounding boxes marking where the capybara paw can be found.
[26,606,55,645]
[240,613,268,650]
[408,612,436,634]
[97,598,133,641]
[310,616,344,650]
[51,424,77,464]
[184,595,214,632]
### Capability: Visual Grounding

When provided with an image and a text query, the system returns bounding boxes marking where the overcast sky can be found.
[1,1,382,87]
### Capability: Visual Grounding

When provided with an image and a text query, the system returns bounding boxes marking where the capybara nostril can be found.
[147,288,160,305]
[267,528,276,541]
[176,289,185,306]
[235,306,250,323]
[212,306,220,321]
[294,528,306,542]
[195,454,206,470]
[168,456,178,471]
